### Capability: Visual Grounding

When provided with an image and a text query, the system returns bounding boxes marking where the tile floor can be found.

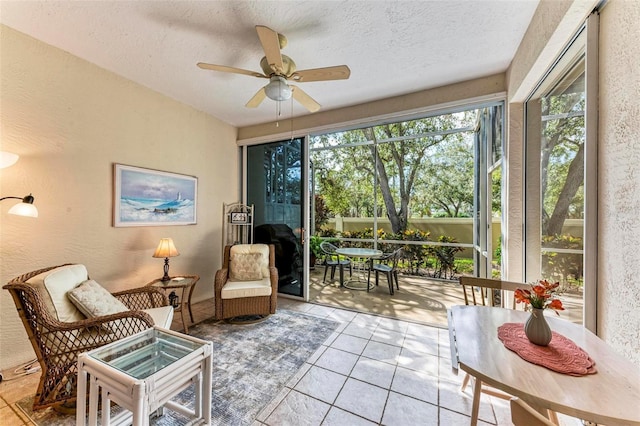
[0,297,580,426]
[255,298,517,426]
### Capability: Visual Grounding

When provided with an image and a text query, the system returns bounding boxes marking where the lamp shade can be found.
[265,76,292,101]
[0,151,19,169]
[4,194,38,218]
[152,238,180,258]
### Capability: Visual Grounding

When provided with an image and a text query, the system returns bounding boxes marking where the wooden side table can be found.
[147,275,200,333]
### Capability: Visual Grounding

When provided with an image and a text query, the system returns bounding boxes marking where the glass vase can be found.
[524,307,552,346]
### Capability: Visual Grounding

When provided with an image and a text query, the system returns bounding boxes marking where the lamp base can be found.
[161,258,171,281]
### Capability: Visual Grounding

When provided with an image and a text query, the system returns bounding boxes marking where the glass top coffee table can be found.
[77,326,212,426]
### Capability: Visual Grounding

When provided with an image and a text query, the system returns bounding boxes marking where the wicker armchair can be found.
[3,264,171,411]
[214,244,278,320]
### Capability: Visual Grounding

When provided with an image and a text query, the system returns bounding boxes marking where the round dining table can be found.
[335,247,383,290]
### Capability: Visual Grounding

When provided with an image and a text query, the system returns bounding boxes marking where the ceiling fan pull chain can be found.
[290,95,294,141]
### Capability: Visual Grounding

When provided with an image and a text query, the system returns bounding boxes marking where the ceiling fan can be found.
[197,25,351,113]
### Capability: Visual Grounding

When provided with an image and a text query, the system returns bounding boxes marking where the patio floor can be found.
[307,266,584,327]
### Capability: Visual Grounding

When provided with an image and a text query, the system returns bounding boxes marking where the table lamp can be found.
[152,238,180,281]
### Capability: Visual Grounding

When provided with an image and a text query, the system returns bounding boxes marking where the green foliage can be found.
[340,228,378,248]
[310,110,481,232]
[426,235,465,279]
[540,91,586,236]
[454,258,474,274]
[387,229,431,274]
[309,235,324,258]
[318,228,338,237]
[494,235,502,265]
[314,194,330,233]
[541,234,583,288]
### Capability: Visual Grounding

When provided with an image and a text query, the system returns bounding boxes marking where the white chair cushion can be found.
[142,306,174,329]
[67,279,128,318]
[221,278,272,299]
[230,244,270,278]
[27,264,88,322]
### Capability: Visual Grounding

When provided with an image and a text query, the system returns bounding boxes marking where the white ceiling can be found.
[0,1,540,128]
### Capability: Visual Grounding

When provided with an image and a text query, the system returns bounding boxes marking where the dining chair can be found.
[459,276,525,309]
[320,241,352,286]
[510,398,555,426]
[458,277,527,400]
[367,248,402,294]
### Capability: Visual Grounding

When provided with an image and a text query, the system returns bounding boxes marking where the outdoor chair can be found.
[320,241,352,286]
[367,248,402,294]
[3,264,172,411]
[214,244,278,320]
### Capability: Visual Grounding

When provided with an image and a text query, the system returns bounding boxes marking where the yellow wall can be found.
[0,25,239,369]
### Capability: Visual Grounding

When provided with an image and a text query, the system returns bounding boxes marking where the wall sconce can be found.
[152,238,180,281]
[0,194,38,218]
[1,151,38,217]
[0,151,19,169]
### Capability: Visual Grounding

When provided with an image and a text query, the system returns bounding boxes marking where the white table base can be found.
[77,328,212,426]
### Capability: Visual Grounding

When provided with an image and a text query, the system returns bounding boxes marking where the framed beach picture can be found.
[113,164,197,227]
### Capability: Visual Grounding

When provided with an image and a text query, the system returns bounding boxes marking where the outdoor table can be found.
[335,247,383,290]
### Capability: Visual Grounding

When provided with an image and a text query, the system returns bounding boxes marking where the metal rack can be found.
[222,202,254,249]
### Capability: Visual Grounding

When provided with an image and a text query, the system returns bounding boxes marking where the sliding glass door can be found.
[246,138,306,298]
[473,106,503,279]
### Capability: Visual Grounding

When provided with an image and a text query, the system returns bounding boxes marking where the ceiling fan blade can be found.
[197,62,267,79]
[289,65,351,82]
[255,25,284,74]
[291,85,321,112]
[245,87,267,108]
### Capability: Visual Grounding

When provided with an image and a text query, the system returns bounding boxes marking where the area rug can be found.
[16,309,339,426]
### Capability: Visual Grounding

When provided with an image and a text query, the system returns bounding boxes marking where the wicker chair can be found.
[3,264,171,411]
[214,244,278,320]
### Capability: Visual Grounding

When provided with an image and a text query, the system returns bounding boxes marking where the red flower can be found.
[548,299,564,311]
[515,279,563,314]
[514,288,531,304]
[532,284,547,298]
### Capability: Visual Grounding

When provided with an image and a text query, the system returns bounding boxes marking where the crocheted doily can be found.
[497,322,597,376]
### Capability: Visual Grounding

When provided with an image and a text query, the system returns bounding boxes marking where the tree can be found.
[417,132,474,217]
[311,111,479,233]
[361,114,475,233]
[541,91,585,237]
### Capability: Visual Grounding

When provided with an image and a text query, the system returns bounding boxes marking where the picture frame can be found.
[230,212,248,224]
[113,164,197,227]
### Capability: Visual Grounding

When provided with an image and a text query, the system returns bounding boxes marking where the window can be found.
[524,14,598,329]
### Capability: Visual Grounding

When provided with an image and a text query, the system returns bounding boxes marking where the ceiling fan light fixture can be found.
[265,76,292,101]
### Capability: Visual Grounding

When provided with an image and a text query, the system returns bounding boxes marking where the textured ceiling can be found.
[0,1,540,127]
